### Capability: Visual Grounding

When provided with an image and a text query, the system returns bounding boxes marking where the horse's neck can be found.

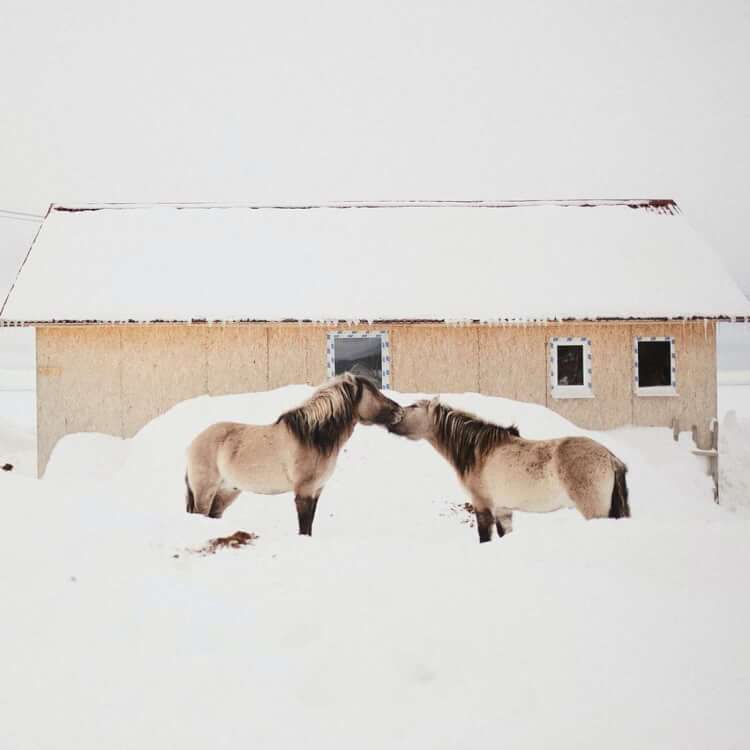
[335,421,356,445]
[316,417,356,455]
[426,433,460,472]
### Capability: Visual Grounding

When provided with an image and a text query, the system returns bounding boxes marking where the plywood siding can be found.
[268,327,309,388]
[35,320,718,474]
[36,326,123,472]
[391,326,479,393]
[304,328,330,385]
[207,325,267,395]
[478,326,546,404]
[120,326,209,437]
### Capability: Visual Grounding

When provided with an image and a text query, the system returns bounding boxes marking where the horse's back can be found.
[476,438,569,512]
[554,435,616,487]
[187,421,239,461]
[464,431,626,520]
[186,418,339,497]
[553,436,620,517]
[213,422,297,495]
[480,435,614,513]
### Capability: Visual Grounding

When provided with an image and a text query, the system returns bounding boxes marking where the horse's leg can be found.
[185,473,195,513]
[495,510,513,538]
[209,488,241,519]
[563,477,612,520]
[187,455,223,516]
[574,489,611,520]
[295,495,317,536]
[557,439,615,520]
[189,479,221,516]
[474,508,494,543]
[309,493,321,527]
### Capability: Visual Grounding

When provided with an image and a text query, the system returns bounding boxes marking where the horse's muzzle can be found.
[387,411,407,434]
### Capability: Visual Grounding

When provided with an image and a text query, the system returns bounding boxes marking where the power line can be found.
[0,208,44,219]
[0,208,44,224]
[0,215,42,224]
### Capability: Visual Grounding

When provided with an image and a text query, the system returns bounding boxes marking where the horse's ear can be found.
[429,396,440,410]
[342,372,357,385]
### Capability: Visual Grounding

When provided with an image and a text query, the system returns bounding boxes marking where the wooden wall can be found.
[35,320,717,473]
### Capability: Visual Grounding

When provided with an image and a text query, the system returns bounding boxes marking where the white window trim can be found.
[326,331,391,389]
[634,336,677,397]
[549,336,593,400]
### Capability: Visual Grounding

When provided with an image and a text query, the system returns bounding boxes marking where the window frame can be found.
[633,336,677,397]
[326,331,391,389]
[548,336,593,400]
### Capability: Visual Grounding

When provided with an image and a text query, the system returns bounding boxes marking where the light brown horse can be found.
[185,374,403,535]
[389,398,629,542]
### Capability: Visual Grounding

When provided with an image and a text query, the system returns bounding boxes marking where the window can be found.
[634,336,676,396]
[326,332,391,389]
[549,337,593,399]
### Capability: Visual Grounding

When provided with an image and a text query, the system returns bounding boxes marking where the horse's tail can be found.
[609,455,630,519]
[185,471,196,513]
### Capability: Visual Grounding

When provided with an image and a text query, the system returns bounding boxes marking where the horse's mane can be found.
[276,375,363,455]
[431,402,519,476]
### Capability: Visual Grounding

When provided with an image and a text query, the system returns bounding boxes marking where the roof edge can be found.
[48,198,680,214]
[3,314,748,327]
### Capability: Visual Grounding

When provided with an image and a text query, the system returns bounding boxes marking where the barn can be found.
[2,198,749,475]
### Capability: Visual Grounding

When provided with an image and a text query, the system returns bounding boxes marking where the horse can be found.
[388,397,629,543]
[184,373,403,536]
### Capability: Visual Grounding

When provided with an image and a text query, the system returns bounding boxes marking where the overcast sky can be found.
[1,0,749,298]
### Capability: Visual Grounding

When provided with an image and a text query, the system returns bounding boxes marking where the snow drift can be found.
[2,386,749,749]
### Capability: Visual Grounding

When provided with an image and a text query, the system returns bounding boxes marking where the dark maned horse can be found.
[389,397,629,543]
[185,373,403,536]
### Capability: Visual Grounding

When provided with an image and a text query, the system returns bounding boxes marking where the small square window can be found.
[634,337,677,396]
[557,345,584,386]
[549,337,593,399]
[326,332,390,389]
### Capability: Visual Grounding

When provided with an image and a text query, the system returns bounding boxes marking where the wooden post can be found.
[710,418,719,503]
[690,419,719,503]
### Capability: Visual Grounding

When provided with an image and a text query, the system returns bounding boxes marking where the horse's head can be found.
[387,396,439,440]
[342,373,403,428]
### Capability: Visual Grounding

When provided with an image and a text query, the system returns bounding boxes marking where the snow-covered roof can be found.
[2,199,749,323]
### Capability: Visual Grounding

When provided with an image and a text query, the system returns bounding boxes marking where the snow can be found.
[717,321,750,371]
[3,202,750,323]
[0,378,36,476]
[718,369,750,386]
[718,382,750,515]
[719,378,750,419]
[0,327,35,370]
[0,334,36,473]
[720,410,750,515]
[2,385,749,748]
[0,411,35,474]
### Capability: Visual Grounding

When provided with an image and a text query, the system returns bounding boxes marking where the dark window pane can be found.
[334,336,383,387]
[557,345,584,386]
[638,341,671,387]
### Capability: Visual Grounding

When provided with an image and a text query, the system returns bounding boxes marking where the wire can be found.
[0,208,44,224]
[0,215,42,224]
[0,208,44,219]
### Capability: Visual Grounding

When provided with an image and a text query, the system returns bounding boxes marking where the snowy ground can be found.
[0,321,37,473]
[717,377,750,515]
[0,369,36,475]
[2,385,749,749]
[719,375,750,418]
